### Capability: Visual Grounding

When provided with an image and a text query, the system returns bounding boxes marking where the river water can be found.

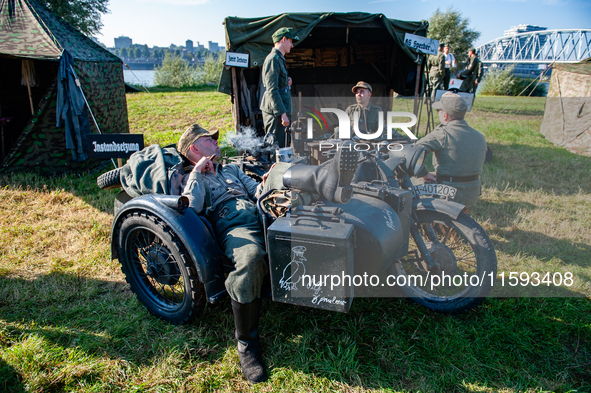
[123,69,155,87]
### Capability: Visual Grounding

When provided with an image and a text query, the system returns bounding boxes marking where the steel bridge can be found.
[477,29,591,64]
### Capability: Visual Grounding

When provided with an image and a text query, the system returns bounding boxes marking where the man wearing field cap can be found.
[177,123,358,383]
[416,92,487,208]
[345,81,385,138]
[427,43,446,99]
[459,48,483,94]
[178,123,269,383]
[261,27,299,148]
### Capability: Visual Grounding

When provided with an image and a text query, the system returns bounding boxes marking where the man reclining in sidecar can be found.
[171,124,358,383]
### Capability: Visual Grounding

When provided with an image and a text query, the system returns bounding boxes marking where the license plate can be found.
[412,183,457,199]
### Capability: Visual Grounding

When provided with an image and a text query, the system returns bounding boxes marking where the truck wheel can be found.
[115,211,205,324]
[97,168,122,190]
[393,210,497,314]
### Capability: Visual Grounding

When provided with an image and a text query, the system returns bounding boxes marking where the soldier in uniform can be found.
[260,27,299,148]
[345,81,383,138]
[177,124,358,383]
[459,48,483,94]
[427,43,446,99]
[416,92,487,209]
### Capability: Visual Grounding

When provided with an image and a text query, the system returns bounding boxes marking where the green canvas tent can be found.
[540,58,591,157]
[219,12,428,134]
[0,0,129,174]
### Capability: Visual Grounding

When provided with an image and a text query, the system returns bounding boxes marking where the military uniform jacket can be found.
[417,119,487,207]
[181,164,262,215]
[260,48,291,117]
[460,56,483,84]
[345,104,383,135]
[428,51,445,78]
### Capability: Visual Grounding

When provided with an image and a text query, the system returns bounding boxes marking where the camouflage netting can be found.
[0,0,128,174]
[540,58,591,157]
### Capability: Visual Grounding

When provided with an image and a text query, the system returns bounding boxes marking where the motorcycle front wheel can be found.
[393,210,497,314]
[115,212,206,324]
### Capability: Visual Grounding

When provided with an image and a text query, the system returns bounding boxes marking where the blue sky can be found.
[99,0,591,49]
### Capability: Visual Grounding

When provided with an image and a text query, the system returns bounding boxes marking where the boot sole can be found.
[337,142,358,187]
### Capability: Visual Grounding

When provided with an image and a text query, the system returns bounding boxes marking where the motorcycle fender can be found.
[413,197,465,220]
[111,194,227,303]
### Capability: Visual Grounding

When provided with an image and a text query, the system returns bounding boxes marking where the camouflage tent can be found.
[0,0,129,174]
[540,58,591,157]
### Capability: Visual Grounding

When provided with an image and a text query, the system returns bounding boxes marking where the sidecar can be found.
[109,177,414,324]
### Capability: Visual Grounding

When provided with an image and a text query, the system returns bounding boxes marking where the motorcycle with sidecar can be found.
[97,141,497,324]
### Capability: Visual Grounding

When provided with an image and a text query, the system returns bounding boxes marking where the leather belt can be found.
[436,173,479,183]
[279,86,290,93]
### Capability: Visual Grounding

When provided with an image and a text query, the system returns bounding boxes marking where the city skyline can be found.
[111,35,222,51]
[98,0,591,50]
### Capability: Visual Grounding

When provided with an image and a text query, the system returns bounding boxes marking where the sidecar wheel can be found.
[393,210,497,314]
[97,167,122,190]
[115,211,205,324]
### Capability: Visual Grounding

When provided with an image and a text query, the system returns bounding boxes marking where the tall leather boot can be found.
[231,298,267,384]
[283,140,358,204]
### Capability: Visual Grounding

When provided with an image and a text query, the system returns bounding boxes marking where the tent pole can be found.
[23,63,34,115]
[412,60,422,136]
[231,66,241,133]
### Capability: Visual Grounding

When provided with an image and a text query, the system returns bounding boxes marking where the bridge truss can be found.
[477,29,591,64]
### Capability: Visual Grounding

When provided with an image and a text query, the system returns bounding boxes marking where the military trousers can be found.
[429,75,444,98]
[460,77,477,94]
[262,111,289,148]
[444,69,451,90]
[208,198,268,304]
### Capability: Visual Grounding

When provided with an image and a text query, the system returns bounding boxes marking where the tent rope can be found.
[490,63,553,117]
[124,63,167,115]
[27,0,63,54]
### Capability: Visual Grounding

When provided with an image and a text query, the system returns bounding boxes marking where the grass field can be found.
[0,87,590,392]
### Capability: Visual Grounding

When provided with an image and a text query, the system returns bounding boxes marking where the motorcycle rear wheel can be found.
[393,210,497,314]
[115,211,206,324]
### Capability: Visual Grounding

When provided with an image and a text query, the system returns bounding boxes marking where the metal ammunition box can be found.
[266,210,355,313]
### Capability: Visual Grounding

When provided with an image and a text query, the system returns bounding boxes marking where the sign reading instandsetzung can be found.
[404,33,439,56]
[86,134,144,159]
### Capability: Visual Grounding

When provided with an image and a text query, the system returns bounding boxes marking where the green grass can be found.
[0,90,590,392]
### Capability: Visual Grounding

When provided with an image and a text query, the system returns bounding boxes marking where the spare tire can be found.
[97,167,122,190]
